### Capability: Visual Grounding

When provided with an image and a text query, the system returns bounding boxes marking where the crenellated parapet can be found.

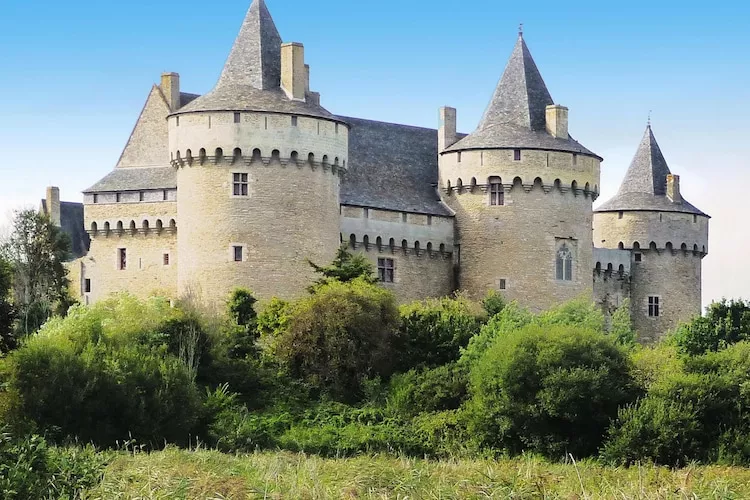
[344,233,453,259]
[443,176,598,200]
[87,218,176,237]
[170,147,346,176]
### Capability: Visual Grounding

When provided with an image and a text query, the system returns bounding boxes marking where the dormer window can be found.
[514,149,521,161]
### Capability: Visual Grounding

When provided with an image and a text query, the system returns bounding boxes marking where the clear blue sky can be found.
[1,0,748,306]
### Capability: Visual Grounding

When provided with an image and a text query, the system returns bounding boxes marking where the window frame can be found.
[513,149,522,161]
[117,248,127,270]
[377,257,395,283]
[232,172,249,197]
[648,296,661,318]
[555,243,574,282]
[489,181,505,206]
[233,245,243,263]
[84,279,91,293]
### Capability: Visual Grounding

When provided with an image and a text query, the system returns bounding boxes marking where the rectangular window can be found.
[233,246,243,262]
[116,193,121,203]
[163,190,168,201]
[499,279,507,290]
[693,215,697,223]
[634,253,642,262]
[139,191,145,202]
[118,248,127,270]
[427,215,433,226]
[648,296,660,317]
[513,149,521,161]
[457,152,462,163]
[378,258,395,283]
[618,211,623,219]
[176,116,180,127]
[233,173,249,196]
[163,253,170,266]
[490,183,505,206]
[93,194,99,204]
[84,279,91,293]
[291,116,298,127]
[234,112,241,124]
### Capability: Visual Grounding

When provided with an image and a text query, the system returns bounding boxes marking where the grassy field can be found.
[84,448,750,499]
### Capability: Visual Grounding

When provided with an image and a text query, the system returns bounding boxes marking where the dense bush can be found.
[468,324,638,458]
[673,299,750,355]
[0,430,104,499]
[460,302,534,366]
[273,278,400,402]
[388,363,468,417]
[4,296,202,447]
[396,296,484,370]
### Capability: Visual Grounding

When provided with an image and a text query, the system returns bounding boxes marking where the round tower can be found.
[169,0,347,304]
[594,125,709,342]
[438,32,602,311]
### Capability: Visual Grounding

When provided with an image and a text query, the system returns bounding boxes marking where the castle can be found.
[48,0,709,341]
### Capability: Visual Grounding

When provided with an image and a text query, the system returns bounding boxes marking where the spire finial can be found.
[518,23,524,38]
[647,110,652,128]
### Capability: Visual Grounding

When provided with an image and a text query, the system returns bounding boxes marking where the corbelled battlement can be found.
[170,147,346,175]
[88,218,177,237]
[444,176,599,200]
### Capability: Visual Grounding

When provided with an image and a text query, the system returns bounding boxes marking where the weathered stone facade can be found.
[52,0,710,342]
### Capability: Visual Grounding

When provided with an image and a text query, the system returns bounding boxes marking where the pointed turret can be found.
[445,33,599,157]
[217,0,282,90]
[477,33,553,132]
[596,125,707,216]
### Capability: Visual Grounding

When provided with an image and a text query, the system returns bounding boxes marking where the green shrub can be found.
[388,363,468,417]
[397,296,483,370]
[0,430,105,499]
[5,295,203,447]
[673,299,750,355]
[536,297,606,331]
[460,302,534,367]
[609,298,636,346]
[274,278,400,402]
[468,324,638,458]
[481,290,506,318]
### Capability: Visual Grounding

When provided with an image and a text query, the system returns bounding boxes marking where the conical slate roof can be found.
[445,34,600,159]
[596,125,707,216]
[175,0,337,121]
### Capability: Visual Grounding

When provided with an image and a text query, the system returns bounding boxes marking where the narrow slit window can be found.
[233,246,243,262]
[163,253,170,266]
[84,279,91,293]
[233,173,249,196]
[378,258,395,283]
[291,116,298,127]
[139,191,145,202]
[234,112,241,124]
[93,194,99,204]
[163,190,168,201]
[118,248,127,270]
[116,193,121,203]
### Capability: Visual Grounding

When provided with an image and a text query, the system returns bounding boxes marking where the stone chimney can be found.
[667,174,682,203]
[439,107,458,151]
[304,64,311,94]
[545,104,569,139]
[281,43,306,101]
[161,72,181,111]
[46,186,61,227]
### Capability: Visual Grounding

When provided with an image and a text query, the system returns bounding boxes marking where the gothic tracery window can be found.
[556,244,573,281]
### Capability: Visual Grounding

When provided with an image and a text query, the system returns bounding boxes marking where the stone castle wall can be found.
[341,205,455,302]
[439,148,601,311]
[172,111,347,306]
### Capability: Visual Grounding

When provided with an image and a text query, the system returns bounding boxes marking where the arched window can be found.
[556,244,573,281]
[349,234,356,249]
[376,236,382,250]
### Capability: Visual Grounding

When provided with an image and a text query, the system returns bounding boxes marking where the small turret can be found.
[593,124,709,342]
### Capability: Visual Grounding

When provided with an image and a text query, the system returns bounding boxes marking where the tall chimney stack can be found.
[667,174,682,203]
[439,107,458,151]
[46,186,61,227]
[545,104,569,139]
[281,43,306,101]
[161,72,181,111]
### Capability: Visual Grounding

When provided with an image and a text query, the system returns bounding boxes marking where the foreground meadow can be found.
[87,448,750,499]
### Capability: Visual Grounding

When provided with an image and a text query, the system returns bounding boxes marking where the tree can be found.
[274,278,399,401]
[0,257,16,352]
[1,210,73,336]
[307,244,377,290]
[672,299,750,355]
[468,324,638,458]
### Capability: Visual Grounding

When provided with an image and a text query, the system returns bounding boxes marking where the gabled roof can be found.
[596,125,708,216]
[446,34,600,159]
[339,117,452,216]
[175,0,337,121]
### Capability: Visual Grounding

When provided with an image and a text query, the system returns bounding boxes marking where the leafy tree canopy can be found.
[308,245,377,290]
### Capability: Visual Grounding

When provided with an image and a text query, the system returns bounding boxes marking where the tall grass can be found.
[87,447,750,499]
